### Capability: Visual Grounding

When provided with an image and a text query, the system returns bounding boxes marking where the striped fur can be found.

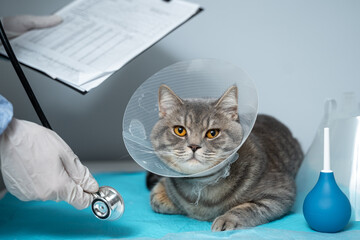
[149,85,304,231]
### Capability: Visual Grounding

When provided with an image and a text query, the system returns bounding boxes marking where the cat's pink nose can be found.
[188,144,201,152]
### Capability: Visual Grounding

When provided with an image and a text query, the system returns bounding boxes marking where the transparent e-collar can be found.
[123,59,258,178]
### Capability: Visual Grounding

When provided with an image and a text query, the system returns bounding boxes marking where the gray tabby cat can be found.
[149,84,303,231]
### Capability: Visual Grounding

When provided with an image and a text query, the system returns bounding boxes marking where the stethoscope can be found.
[92,186,124,220]
[0,20,124,221]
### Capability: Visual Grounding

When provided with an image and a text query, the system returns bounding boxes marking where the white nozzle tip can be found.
[323,127,331,171]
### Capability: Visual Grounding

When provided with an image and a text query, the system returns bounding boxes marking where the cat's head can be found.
[150,84,243,174]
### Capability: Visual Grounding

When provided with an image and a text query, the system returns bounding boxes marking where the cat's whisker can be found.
[174,152,187,155]
[173,149,186,152]
[175,152,189,156]
[203,153,216,156]
[164,159,182,170]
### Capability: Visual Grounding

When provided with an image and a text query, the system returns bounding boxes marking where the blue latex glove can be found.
[0,95,13,135]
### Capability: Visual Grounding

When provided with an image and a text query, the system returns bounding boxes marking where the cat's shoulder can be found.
[255,114,283,125]
[253,114,293,135]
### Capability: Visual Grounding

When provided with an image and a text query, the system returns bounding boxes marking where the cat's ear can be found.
[158,84,183,118]
[215,85,238,120]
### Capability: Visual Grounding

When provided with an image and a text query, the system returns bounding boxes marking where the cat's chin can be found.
[186,158,202,165]
[175,158,212,174]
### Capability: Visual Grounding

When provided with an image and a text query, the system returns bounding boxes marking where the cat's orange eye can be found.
[206,129,220,139]
[174,126,187,137]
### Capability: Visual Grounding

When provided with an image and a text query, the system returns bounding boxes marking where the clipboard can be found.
[0,0,203,94]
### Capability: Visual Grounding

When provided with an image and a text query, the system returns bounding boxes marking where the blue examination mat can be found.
[0,172,359,239]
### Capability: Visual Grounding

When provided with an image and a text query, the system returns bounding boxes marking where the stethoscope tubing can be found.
[0,20,52,129]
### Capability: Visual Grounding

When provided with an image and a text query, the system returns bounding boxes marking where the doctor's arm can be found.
[0,96,99,209]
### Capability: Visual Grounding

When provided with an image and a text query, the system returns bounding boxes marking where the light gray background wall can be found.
[1,0,359,164]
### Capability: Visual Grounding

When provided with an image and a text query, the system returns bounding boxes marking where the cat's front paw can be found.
[150,179,181,214]
[211,214,242,231]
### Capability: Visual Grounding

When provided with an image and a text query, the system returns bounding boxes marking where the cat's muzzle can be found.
[91,186,124,221]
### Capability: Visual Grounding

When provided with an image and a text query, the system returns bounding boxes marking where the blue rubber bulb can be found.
[303,171,351,233]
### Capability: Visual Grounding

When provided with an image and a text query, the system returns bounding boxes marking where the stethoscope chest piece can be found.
[92,186,124,221]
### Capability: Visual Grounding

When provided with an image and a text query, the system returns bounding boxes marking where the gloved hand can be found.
[0,119,99,209]
[1,15,62,39]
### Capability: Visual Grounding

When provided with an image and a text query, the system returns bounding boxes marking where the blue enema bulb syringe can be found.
[303,127,351,233]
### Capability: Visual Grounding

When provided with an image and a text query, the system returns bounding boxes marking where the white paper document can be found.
[0,0,201,92]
